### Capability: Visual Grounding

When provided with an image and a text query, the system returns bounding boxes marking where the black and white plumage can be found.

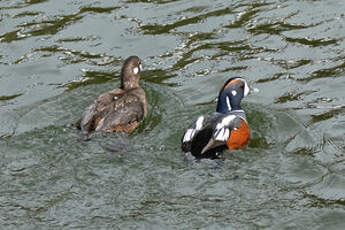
[181,111,246,159]
[181,77,251,159]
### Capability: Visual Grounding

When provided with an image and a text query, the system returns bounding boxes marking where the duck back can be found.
[80,87,146,133]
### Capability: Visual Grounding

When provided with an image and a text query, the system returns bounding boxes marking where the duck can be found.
[80,56,147,134]
[181,77,250,159]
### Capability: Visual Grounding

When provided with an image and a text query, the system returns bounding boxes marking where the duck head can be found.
[121,56,143,89]
[216,77,250,113]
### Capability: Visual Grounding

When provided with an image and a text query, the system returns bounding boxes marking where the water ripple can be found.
[1,6,120,43]
[140,7,232,34]
[1,0,345,228]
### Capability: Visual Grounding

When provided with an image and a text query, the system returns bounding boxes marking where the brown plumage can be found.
[80,56,147,134]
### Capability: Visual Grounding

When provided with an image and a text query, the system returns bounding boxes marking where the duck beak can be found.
[244,81,260,96]
[248,85,260,95]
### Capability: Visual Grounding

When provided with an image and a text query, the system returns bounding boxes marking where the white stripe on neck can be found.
[226,96,231,111]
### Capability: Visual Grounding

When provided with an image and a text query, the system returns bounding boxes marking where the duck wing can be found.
[181,113,220,153]
[200,114,242,155]
[181,112,243,158]
[95,93,145,132]
[80,88,124,133]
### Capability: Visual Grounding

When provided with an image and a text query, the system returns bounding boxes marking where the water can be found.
[1,0,345,229]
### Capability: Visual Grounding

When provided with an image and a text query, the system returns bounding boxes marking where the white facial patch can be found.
[139,64,143,71]
[133,67,139,74]
[232,90,237,96]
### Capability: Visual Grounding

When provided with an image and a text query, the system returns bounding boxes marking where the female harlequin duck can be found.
[181,77,250,159]
[80,56,147,134]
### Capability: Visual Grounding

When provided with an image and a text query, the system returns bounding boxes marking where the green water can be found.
[1,0,345,229]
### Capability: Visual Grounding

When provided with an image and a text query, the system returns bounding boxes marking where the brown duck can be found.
[80,56,147,134]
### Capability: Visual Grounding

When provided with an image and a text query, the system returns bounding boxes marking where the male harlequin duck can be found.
[80,56,147,134]
[181,77,250,159]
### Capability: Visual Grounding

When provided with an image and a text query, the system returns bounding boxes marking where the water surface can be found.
[1,0,345,229]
